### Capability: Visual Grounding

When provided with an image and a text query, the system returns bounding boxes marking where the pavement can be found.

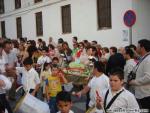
[71,95,86,113]
[9,85,87,113]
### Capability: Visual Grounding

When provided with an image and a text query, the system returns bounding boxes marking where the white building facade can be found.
[0,0,150,47]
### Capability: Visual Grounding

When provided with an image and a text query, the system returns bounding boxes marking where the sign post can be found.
[123,10,136,44]
[129,28,132,44]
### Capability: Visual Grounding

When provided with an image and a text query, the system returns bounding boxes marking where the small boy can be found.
[16,57,40,96]
[52,57,59,66]
[45,64,67,113]
[56,91,74,113]
[37,46,51,66]
[96,68,140,113]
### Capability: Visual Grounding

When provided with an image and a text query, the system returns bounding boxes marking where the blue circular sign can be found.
[124,10,136,27]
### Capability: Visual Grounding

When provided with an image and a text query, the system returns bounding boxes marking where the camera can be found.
[127,71,136,82]
[126,71,136,89]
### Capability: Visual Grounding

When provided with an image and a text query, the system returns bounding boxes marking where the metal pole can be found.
[129,27,132,44]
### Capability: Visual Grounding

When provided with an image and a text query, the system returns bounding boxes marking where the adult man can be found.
[106,47,125,75]
[74,61,110,109]
[123,46,136,84]
[2,39,17,100]
[0,74,12,113]
[2,40,17,66]
[129,39,150,110]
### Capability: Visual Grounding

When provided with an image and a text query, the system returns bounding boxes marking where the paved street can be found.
[10,85,87,113]
[71,95,86,113]
[10,95,86,113]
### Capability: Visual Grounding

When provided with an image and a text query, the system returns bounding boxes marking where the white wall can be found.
[43,1,63,41]
[22,11,37,40]
[4,0,15,13]
[2,0,150,48]
[5,17,16,39]
[132,0,150,45]
[61,0,132,47]
[43,0,133,47]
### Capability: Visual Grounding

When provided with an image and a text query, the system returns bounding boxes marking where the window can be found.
[1,21,6,38]
[97,0,111,29]
[34,0,42,3]
[61,4,72,34]
[35,11,43,36]
[16,17,22,38]
[15,0,21,9]
[0,0,4,14]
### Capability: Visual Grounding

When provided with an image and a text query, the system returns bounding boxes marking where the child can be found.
[45,64,67,113]
[40,62,51,101]
[37,46,51,66]
[96,68,140,113]
[16,57,40,96]
[36,47,51,73]
[52,57,60,66]
[56,91,74,113]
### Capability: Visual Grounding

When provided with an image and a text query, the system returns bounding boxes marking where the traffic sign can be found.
[124,10,136,27]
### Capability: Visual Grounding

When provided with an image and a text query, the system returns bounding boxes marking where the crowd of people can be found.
[0,36,150,113]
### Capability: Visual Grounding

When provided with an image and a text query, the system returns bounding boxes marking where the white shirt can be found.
[2,50,17,66]
[16,67,40,92]
[0,55,6,73]
[0,74,12,94]
[5,109,8,113]
[57,110,74,113]
[88,74,110,107]
[134,53,150,99]
[37,56,51,65]
[124,59,136,82]
[12,48,20,57]
[98,88,140,113]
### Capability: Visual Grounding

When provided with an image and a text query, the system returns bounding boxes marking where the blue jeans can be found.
[48,97,58,113]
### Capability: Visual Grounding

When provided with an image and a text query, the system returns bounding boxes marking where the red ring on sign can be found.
[124,10,136,27]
